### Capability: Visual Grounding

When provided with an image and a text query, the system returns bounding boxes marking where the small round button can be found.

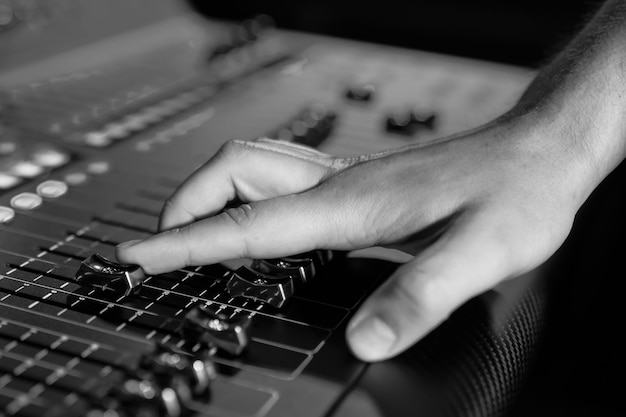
[10,192,43,210]
[102,123,128,140]
[410,109,437,129]
[0,172,22,190]
[84,131,112,148]
[32,147,70,168]
[36,180,68,198]
[10,161,45,178]
[345,83,376,102]
[64,172,88,186]
[120,114,149,132]
[87,161,110,175]
[0,206,16,224]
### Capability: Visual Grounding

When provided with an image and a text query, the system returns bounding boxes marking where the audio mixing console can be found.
[0,1,547,416]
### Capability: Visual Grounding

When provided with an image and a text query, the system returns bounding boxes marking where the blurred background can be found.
[188,0,602,68]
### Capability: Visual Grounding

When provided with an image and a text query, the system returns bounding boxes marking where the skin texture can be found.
[118,0,626,361]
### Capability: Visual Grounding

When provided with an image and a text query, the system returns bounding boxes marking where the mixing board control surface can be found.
[0,2,544,417]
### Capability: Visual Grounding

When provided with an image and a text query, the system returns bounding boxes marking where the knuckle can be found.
[414,277,452,317]
[141,263,165,276]
[220,203,258,230]
[218,204,258,258]
[161,196,178,216]
[483,210,538,275]
[391,273,452,324]
[162,226,195,267]
[379,275,425,323]
[218,139,246,159]
[159,196,192,230]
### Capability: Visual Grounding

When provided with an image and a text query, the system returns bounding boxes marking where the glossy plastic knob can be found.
[139,344,216,401]
[104,377,175,417]
[75,254,145,297]
[226,266,296,308]
[254,250,333,283]
[345,83,376,102]
[182,303,251,355]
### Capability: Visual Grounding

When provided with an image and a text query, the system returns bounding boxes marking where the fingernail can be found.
[117,239,142,249]
[347,316,396,361]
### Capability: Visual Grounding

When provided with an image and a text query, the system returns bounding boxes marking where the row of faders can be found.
[226,251,334,308]
[73,249,334,416]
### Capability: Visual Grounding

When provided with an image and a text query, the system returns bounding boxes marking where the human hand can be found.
[116,109,598,362]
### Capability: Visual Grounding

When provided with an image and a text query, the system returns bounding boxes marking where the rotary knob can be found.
[410,108,436,129]
[385,107,437,136]
[345,82,376,102]
[385,110,417,136]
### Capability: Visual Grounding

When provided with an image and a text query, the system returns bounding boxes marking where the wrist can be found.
[512,58,626,197]
[514,0,626,190]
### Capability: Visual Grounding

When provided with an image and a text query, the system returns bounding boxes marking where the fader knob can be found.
[226,265,296,308]
[253,250,333,283]
[139,344,216,401]
[182,303,251,355]
[252,258,311,284]
[189,351,217,396]
[105,377,178,417]
[75,254,146,297]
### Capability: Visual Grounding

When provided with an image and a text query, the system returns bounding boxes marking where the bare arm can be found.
[117,0,626,361]
[518,0,626,178]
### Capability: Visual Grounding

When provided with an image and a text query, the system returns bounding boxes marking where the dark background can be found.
[188,0,604,67]
[189,1,622,416]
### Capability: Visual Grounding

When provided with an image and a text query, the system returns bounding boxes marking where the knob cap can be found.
[104,377,177,417]
[75,254,145,297]
[139,344,216,401]
[345,83,376,102]
[226,265,296,308]
[253,250,333,283]
[182,303,251,355]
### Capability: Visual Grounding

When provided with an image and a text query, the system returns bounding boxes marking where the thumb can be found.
[346,210,519,362]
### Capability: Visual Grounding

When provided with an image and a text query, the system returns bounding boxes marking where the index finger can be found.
[159,139,342,231]
[118,194,339,274]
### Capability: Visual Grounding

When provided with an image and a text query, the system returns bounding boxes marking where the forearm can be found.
[519,0,626,187]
